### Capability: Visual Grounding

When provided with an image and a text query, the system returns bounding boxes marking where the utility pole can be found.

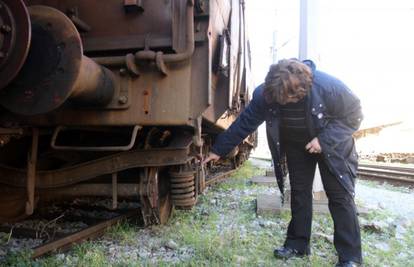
[299,0,326,199]
[299,0,319,63]
[271,8,278,64]
[299,0,308,61]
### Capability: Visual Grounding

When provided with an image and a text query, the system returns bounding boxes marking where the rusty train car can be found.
[0,0,255,224]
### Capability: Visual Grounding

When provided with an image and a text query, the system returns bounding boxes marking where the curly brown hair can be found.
[263,59,313,105]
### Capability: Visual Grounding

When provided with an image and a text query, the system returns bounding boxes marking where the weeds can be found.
[2,160,413,266]
[106,221,140,246]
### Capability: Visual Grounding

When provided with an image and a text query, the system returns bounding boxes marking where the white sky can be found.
[246,0,414,127]
[245,0,414,157]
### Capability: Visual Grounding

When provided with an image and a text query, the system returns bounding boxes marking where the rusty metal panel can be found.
[0,0,202,126]
[27,0,174,52]
[0,0,254,223]
[201,0,237,125]
[0,0,247,128]
[229,0,241,108]
[172,0,187,53]
[190,40,210,122]
[5,67,193,126]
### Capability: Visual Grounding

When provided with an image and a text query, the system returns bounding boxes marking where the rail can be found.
[31,209,138,258]
[1,164,241,259]
[206,168,239,186]
[357,163,414,187]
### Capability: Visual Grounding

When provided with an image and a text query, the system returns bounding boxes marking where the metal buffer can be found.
[0,4,115,115]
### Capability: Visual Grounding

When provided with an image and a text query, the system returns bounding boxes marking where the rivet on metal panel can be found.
[1,25,11,34]
[118,96,128,105]
[119,68,128,76]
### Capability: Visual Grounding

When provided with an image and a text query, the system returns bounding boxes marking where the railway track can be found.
[0,200,142,260]
[0,166,240,260]
[206,168,239,186]
[6,162,412,260]
[31,209,139,258]
[357,163,414,187]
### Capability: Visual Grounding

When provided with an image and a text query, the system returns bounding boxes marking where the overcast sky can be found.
[245,0,414,127]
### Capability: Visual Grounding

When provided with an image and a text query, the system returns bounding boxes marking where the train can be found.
[0,0,256,225]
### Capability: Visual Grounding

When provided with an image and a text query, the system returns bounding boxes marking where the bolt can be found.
[118,96,128,104]
[119,68,128,76]
[1,25,11,34]
[57,42,66,51]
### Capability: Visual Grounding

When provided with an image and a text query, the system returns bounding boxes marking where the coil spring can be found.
[169,171,197,209]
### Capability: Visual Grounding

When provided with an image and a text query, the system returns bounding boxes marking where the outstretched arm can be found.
[209,86,267,159]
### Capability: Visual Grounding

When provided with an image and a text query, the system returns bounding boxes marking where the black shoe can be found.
[335,261,360,267]
[273,247,308,259]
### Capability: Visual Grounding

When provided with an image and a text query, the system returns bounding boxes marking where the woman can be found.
[203,59,363,267]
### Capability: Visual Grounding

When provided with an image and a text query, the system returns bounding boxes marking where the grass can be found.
[1,160,414,266]
[0,249,32,267]
[106,221,141,246]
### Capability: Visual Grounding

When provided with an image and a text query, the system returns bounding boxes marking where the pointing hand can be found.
[202,152,220,165]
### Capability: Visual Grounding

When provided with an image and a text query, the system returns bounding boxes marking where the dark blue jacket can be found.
[211,61,363,197]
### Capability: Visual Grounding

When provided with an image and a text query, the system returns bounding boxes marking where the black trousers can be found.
[283,141,362,263]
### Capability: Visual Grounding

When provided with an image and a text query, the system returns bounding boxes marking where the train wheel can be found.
[158,189,173,225]
[139,167,173,225]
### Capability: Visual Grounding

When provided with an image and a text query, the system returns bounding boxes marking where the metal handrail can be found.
[51,125,141,151]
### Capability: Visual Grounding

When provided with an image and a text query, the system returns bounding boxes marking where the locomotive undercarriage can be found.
[0,126,253,224]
